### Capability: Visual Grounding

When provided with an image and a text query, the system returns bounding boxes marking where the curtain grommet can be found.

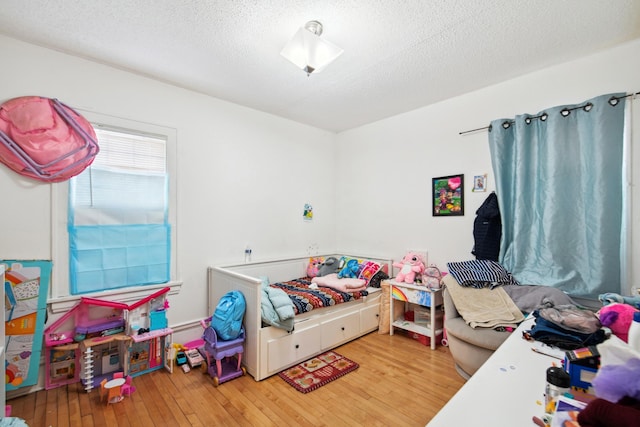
[540,113,548,121]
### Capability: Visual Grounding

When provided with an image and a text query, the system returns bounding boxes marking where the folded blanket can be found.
[443,274,524,329]
[312,273,367,292]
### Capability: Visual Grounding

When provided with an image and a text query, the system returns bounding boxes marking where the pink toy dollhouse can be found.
[124,287,172,377]
[43,287,172,391]
[44,297,129,391]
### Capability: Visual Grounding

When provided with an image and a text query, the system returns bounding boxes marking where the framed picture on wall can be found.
[472,174,487,192]
[432,174,464,216]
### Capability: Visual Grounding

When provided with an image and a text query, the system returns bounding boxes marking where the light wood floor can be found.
[7,332,466,427]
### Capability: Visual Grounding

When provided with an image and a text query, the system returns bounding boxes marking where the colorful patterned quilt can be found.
[271,277,368,315]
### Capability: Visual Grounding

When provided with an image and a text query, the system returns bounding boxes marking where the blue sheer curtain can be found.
[489,93,626,297]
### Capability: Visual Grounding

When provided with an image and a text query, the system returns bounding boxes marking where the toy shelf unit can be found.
[125,287,172,377]
[47,342,80,390]
[81,334,130,392]
[387,279,444,350]
[126,328,173,377]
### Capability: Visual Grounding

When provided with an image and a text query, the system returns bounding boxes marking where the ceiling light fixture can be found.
[280,20,344,76]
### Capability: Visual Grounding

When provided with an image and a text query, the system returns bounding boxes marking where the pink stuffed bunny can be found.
[393,252,425,283]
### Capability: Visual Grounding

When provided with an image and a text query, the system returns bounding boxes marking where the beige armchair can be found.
[443,286,511,379]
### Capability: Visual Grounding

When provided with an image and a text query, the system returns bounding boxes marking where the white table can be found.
[104,377,126,403]
[428,317,556,426]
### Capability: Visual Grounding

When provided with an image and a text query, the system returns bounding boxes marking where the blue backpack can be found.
[210,290,246,341]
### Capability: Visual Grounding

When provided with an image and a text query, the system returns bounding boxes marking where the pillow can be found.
[356,260,389,287]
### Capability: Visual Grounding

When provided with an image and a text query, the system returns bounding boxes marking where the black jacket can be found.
[472,192,501,261]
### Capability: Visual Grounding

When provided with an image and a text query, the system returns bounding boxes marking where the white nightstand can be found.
[386,279,444,350]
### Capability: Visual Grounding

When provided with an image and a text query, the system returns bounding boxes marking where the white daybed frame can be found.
[207,255,392,381]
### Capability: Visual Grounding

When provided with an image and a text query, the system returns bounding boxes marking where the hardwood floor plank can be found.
[6,332,465,426]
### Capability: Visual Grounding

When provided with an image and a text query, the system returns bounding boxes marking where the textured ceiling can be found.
[1,0,639,132]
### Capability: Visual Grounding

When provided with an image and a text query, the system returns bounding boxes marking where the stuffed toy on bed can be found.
[318,256,344,277]
[393,251,425,283]
[306,257,324,278]
[338,258,360,279]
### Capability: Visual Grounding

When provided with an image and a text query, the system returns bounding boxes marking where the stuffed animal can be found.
[599,302,640,343]
[317,257,344,277]
[338,258,360,279]
[393,252,425,283]
[306,257,324,278]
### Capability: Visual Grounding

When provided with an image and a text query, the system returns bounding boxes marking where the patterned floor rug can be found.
[278,350,359,393]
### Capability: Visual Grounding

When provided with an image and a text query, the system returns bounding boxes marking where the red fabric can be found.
[577,397,640,427]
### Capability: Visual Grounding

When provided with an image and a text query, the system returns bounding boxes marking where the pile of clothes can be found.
[527,298,640,426]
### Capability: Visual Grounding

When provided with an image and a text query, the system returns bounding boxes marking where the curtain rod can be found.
[459,91,640,135]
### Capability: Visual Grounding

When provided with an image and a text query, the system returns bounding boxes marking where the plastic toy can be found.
[185,348,204,369]
[200,319,246,386]
[175,351,187,366]
[393,252,425,283]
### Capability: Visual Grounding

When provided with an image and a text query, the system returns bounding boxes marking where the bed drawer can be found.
[321,311,360,349]
[266,324,321,373]
[360,303,380,332]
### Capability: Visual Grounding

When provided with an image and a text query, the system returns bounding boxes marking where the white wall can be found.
[0,35,337,336]
[2,33,639,342]
[335,39,640,297]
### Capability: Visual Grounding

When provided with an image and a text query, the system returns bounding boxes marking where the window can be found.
[51,112,177,304]
[68,126,170,294]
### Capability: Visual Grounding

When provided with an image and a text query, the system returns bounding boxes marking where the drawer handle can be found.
[295,344,299,349]
[341,327,345,331]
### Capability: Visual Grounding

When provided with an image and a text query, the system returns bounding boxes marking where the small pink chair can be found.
[121,376,136,397]
[113,372,124,379]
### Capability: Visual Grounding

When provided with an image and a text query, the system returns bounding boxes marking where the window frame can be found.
[50,111,180,313]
